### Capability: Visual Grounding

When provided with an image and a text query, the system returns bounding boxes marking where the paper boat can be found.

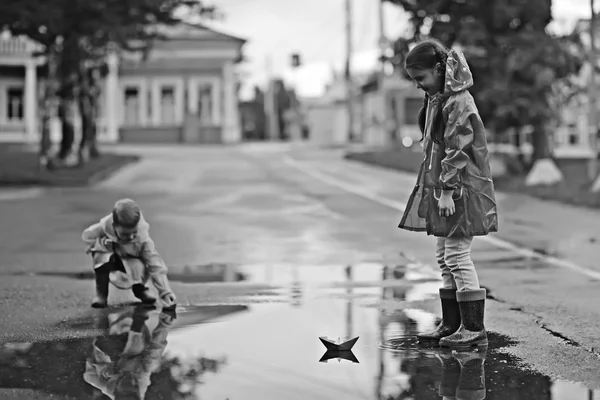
[319,349,359,363]
[319,336,359,351]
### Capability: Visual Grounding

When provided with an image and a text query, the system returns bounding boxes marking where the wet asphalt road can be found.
[1,143,600,399]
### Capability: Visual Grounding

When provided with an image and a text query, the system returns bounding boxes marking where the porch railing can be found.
[0,37,41,56]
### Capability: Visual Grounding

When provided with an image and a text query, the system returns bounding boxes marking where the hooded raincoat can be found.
[82,212,175,301]
[398,49,498,237]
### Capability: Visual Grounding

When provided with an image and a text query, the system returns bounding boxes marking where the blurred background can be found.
[0,0,599,202]
[2,2,600,398]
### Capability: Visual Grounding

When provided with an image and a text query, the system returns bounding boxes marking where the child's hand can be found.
[85,237,112,254]
[438,191,455,217]
[101,237,114,248]
[161,293,177,309]
[85,244,94,255]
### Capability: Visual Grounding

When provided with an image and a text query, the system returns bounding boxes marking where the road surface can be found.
[0,143,598,399]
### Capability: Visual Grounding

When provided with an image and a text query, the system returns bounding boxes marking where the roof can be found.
[154,22,247,43]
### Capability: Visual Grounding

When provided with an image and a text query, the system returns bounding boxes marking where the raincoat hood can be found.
[443,49,473,94]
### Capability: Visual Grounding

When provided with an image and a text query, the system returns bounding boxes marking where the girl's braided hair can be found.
[405,39,450,144]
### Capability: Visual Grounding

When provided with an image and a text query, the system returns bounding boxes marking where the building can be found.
[359,72,422,147]
[0,22,247,144]
[549,18,600,158]
[304,72,366,146]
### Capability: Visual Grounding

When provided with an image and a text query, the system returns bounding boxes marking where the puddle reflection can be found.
[377,265,598,400]
[84,306,178,399]
[0,305,232,399]
[1,263,600,399]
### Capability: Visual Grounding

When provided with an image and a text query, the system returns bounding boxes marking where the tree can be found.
[250,86,267,140]
[0,0,218,167]
[385,0,585,185]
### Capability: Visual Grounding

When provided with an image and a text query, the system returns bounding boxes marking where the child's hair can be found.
[112,198,141,228]
[405,39,450,144]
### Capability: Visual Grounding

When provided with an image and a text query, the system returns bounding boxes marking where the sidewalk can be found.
[288,148,600,274]
[0,188,45,201]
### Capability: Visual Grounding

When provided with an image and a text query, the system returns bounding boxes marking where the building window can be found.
[7,87,24,121]
[124,87,139,125]
[184,86,189,114]
[567,123,579,145]
[404,97,422,125]
[160,86,176,125]
[148,88,152,120]
[389,97,399,140]
[197,83,213,124]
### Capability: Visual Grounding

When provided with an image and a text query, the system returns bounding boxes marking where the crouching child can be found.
[82,198,177,310]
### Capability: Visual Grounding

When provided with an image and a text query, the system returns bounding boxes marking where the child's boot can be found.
[132,284,157,305]
[436,351,461,399]
[439,289,488,349]
[454,348,487,400]
[91,269,110,308]
[417,288,460,342]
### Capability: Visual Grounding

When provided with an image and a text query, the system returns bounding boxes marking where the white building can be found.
[0,22,247,144]
[304,72,366,146]
[550,18,599,158]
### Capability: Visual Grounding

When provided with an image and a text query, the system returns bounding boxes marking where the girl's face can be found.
[406,65,443,96]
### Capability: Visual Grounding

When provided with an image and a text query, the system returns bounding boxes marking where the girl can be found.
[398,39,498,349]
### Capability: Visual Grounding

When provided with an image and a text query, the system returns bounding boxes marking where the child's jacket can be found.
[82,213,174,298]
[398,49,498,237]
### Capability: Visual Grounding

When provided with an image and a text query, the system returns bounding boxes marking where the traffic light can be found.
[291,53,301,68]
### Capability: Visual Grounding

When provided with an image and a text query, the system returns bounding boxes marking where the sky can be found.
[200,0,597,100]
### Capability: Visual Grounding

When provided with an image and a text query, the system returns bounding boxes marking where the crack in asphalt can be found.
[486,292,600,359]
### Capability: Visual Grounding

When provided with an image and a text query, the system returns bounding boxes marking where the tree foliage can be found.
[385,0,586,162]
[0,0,217,56]
[0,0,218,165]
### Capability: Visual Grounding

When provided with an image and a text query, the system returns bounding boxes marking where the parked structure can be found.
[359,72,422,147]
[304,72,365,147]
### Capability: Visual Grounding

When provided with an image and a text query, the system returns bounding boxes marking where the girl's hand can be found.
[438,191,455,217]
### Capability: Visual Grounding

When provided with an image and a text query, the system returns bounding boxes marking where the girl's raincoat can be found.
[398,49,498,237]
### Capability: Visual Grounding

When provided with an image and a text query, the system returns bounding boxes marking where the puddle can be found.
[19,261,439,289]
[1,264,599,399]
[19,262,247,284]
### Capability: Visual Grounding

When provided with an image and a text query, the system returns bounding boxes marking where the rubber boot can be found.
[437,351,461,399]
[131,305,151,332]
[454,348,487,400]
[91,269,110,308]
[122,306,152,355]
[132,284,157,305]
[417,288,460,343]
[439,289,487,349]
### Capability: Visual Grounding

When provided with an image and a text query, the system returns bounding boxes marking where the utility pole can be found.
[264,55,279,141]
[377,0,390,144]
[589,0,598,182]
[345,0,355,142]
[378,0,387,75]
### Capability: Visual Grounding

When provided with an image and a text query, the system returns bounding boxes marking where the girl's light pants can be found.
[435,236,481,291]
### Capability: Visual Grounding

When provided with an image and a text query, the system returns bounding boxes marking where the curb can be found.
[0,188,45,201]
[0,155,141,189]
[87,156,141,186]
